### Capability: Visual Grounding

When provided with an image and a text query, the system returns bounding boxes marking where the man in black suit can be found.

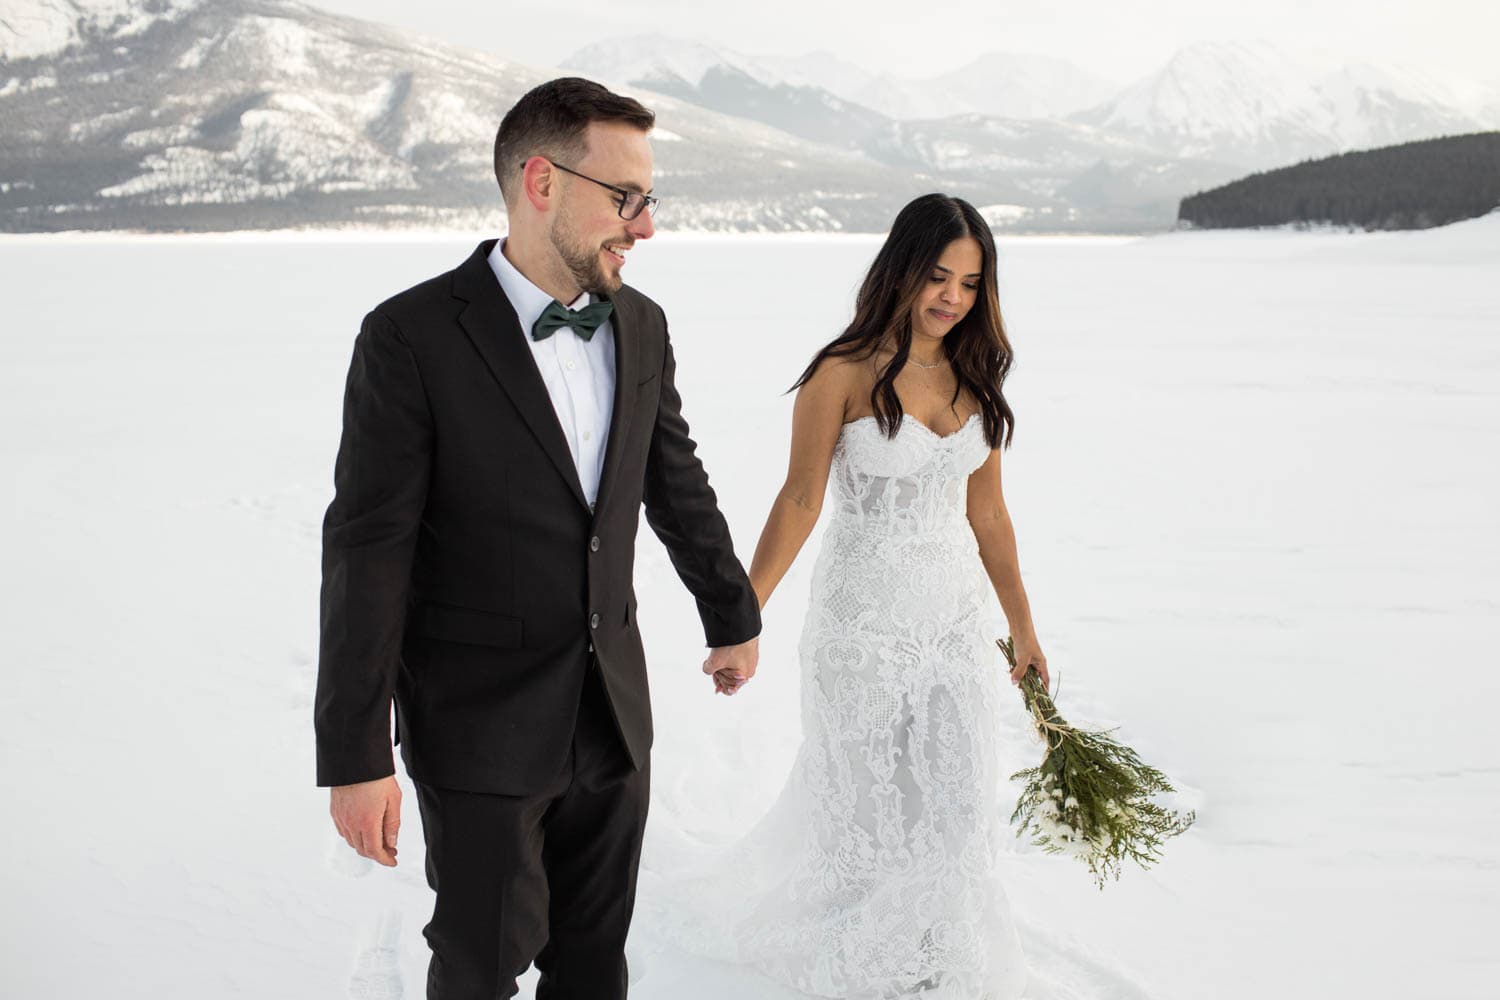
[314,77,762,999]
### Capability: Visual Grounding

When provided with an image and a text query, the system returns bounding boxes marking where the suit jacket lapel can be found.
[592,290,641,522]
[452,240,591,515]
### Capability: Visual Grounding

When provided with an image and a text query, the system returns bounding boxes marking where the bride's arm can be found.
[746,358,852,611]
[967,449,1050,687]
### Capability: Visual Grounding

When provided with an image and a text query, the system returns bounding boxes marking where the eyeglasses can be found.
[526,158,659,220]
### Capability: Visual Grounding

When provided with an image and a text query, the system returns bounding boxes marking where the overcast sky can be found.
[312,0,1497,91]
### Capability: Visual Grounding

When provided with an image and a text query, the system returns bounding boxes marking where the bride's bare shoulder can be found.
[798,353,873,420]
[803,352,872,385]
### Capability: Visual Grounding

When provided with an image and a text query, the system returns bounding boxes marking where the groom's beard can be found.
[550,211,620,297]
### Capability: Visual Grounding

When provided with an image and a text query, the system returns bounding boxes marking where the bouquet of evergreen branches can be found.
[998,637,1195,890]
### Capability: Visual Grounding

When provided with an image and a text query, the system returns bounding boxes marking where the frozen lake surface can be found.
[1,217,1496,998]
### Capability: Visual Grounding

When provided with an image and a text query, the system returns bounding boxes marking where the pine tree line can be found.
[1178,132,1500,230]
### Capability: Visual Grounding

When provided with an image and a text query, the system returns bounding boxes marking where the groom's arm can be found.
[641,319,762,649]
[314,308,432,788]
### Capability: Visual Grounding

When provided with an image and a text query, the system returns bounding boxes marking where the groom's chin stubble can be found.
[564,249,617,297]
[588,258,623,296]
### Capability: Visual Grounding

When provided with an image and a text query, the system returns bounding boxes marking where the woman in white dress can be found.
[645,193,1053,999]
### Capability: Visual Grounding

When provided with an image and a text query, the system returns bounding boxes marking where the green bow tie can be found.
[530,298,614,342]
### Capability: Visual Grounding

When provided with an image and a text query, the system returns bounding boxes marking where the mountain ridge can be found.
[1,2,1487,233]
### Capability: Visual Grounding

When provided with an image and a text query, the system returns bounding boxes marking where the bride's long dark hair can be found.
[791,193,1015,449]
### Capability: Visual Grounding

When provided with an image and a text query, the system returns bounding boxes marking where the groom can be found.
[314,77,762,999]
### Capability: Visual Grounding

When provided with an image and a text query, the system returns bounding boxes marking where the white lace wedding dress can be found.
[638,411,1035,999]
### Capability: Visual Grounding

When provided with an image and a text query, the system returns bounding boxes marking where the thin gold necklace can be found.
[909,355,947,369]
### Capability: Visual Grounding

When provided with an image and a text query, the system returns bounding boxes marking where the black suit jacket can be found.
[314,240,761,795]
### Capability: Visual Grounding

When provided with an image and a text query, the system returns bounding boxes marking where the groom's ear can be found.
[519,156,557,214]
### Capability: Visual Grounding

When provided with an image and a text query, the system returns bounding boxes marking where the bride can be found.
[640,193,1052,999]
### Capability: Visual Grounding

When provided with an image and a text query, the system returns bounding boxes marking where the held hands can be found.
[330,774,401,867]
[1007,631,1050,689]
[703,635,759,696]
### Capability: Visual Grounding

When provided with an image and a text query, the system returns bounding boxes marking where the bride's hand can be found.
[703,636,759,696]
[1007,633,1049,689]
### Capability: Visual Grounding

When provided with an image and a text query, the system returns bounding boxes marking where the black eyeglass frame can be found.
[524,158,660,220]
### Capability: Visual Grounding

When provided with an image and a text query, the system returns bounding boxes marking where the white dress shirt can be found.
[488,238,616,509]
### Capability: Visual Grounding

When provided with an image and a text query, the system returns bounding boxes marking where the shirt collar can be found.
[488,237,593,340]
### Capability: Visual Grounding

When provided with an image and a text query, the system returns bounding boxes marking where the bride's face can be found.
[909,236,983,342]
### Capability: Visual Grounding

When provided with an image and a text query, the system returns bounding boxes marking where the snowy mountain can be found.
[0,0,1230,233]
[1069,40,1491,167]
[567,34,1491,171]
[564,34,1117,123]
[564,35,890,152]
[864,113,1243,230]
[0,0,201,61]
[1,0,532,229]
[752,48,884,109]
[560,33,788,92]
[1467,76,1500,124]
[869,52,1119,121]
[558,32,1238,224]
[2,4,1485,234]
[0,0,961,232]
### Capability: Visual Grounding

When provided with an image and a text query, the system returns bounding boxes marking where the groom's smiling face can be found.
[549,121,656,296]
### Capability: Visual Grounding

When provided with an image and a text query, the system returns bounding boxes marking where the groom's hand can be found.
[330,775,401,867]
[703,636,759,696]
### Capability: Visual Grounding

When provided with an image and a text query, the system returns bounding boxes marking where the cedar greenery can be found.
[999,637,1195,890]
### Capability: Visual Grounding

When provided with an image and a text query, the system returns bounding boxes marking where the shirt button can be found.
[565,361,576,371]
[589,612,600,629]
[590,536,600,552]
[582,430,592,441]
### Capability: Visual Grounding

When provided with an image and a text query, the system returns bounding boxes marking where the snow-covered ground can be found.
[1,217,1496,999]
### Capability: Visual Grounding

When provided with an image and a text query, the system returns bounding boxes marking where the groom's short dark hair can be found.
[494,77,656,206]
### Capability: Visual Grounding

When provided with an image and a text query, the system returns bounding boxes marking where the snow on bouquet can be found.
[998,637,1195,889]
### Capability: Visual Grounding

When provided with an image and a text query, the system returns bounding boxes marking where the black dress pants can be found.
[413,658,649,1000]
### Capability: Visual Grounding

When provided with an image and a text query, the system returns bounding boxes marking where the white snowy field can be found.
[0,218,1497,999]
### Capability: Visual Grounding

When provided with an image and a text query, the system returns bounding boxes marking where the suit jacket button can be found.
[590,535,600,552]
[589,612,600,629]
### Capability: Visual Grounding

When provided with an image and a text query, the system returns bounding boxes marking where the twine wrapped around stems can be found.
[999,637,1195,889]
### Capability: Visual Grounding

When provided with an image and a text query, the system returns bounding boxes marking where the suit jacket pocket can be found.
[636,372,658,389]
[411,602,524,648]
